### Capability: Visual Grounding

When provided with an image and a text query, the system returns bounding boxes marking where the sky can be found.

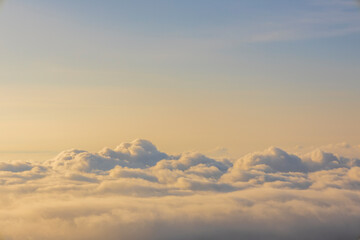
[1,0,360,160]
[1,1,360,239]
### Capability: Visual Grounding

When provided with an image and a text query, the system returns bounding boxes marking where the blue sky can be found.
[1,0,359,89]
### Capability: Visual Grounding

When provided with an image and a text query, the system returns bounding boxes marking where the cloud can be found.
[109,166,158,182]
[248,0,360,42]
[1,139,360,239]
[0,161,33,172]
[47,139,169,172]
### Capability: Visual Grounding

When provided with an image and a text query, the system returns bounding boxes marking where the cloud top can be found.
[1,139,360,239]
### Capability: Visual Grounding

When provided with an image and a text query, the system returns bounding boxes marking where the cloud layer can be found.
[1,139,360,239]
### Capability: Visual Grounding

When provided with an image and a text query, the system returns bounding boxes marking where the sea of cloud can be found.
[1,139,360,239]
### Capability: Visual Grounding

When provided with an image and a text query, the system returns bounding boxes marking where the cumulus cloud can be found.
[47,139,168,173]
[0,161,33,172]
[1,139,360,239]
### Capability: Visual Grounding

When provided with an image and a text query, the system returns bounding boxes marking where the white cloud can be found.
[1,139,360,239]
[47,139,169,172]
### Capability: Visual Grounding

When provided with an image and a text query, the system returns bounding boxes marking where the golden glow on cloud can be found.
[0,139,360,239]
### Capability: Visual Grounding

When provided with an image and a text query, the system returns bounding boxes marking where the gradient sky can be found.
[1,0,360,160]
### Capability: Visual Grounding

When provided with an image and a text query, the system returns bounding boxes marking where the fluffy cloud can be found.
[1,139,360,240]
[0,161,33,172]
[47,139,169,172]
